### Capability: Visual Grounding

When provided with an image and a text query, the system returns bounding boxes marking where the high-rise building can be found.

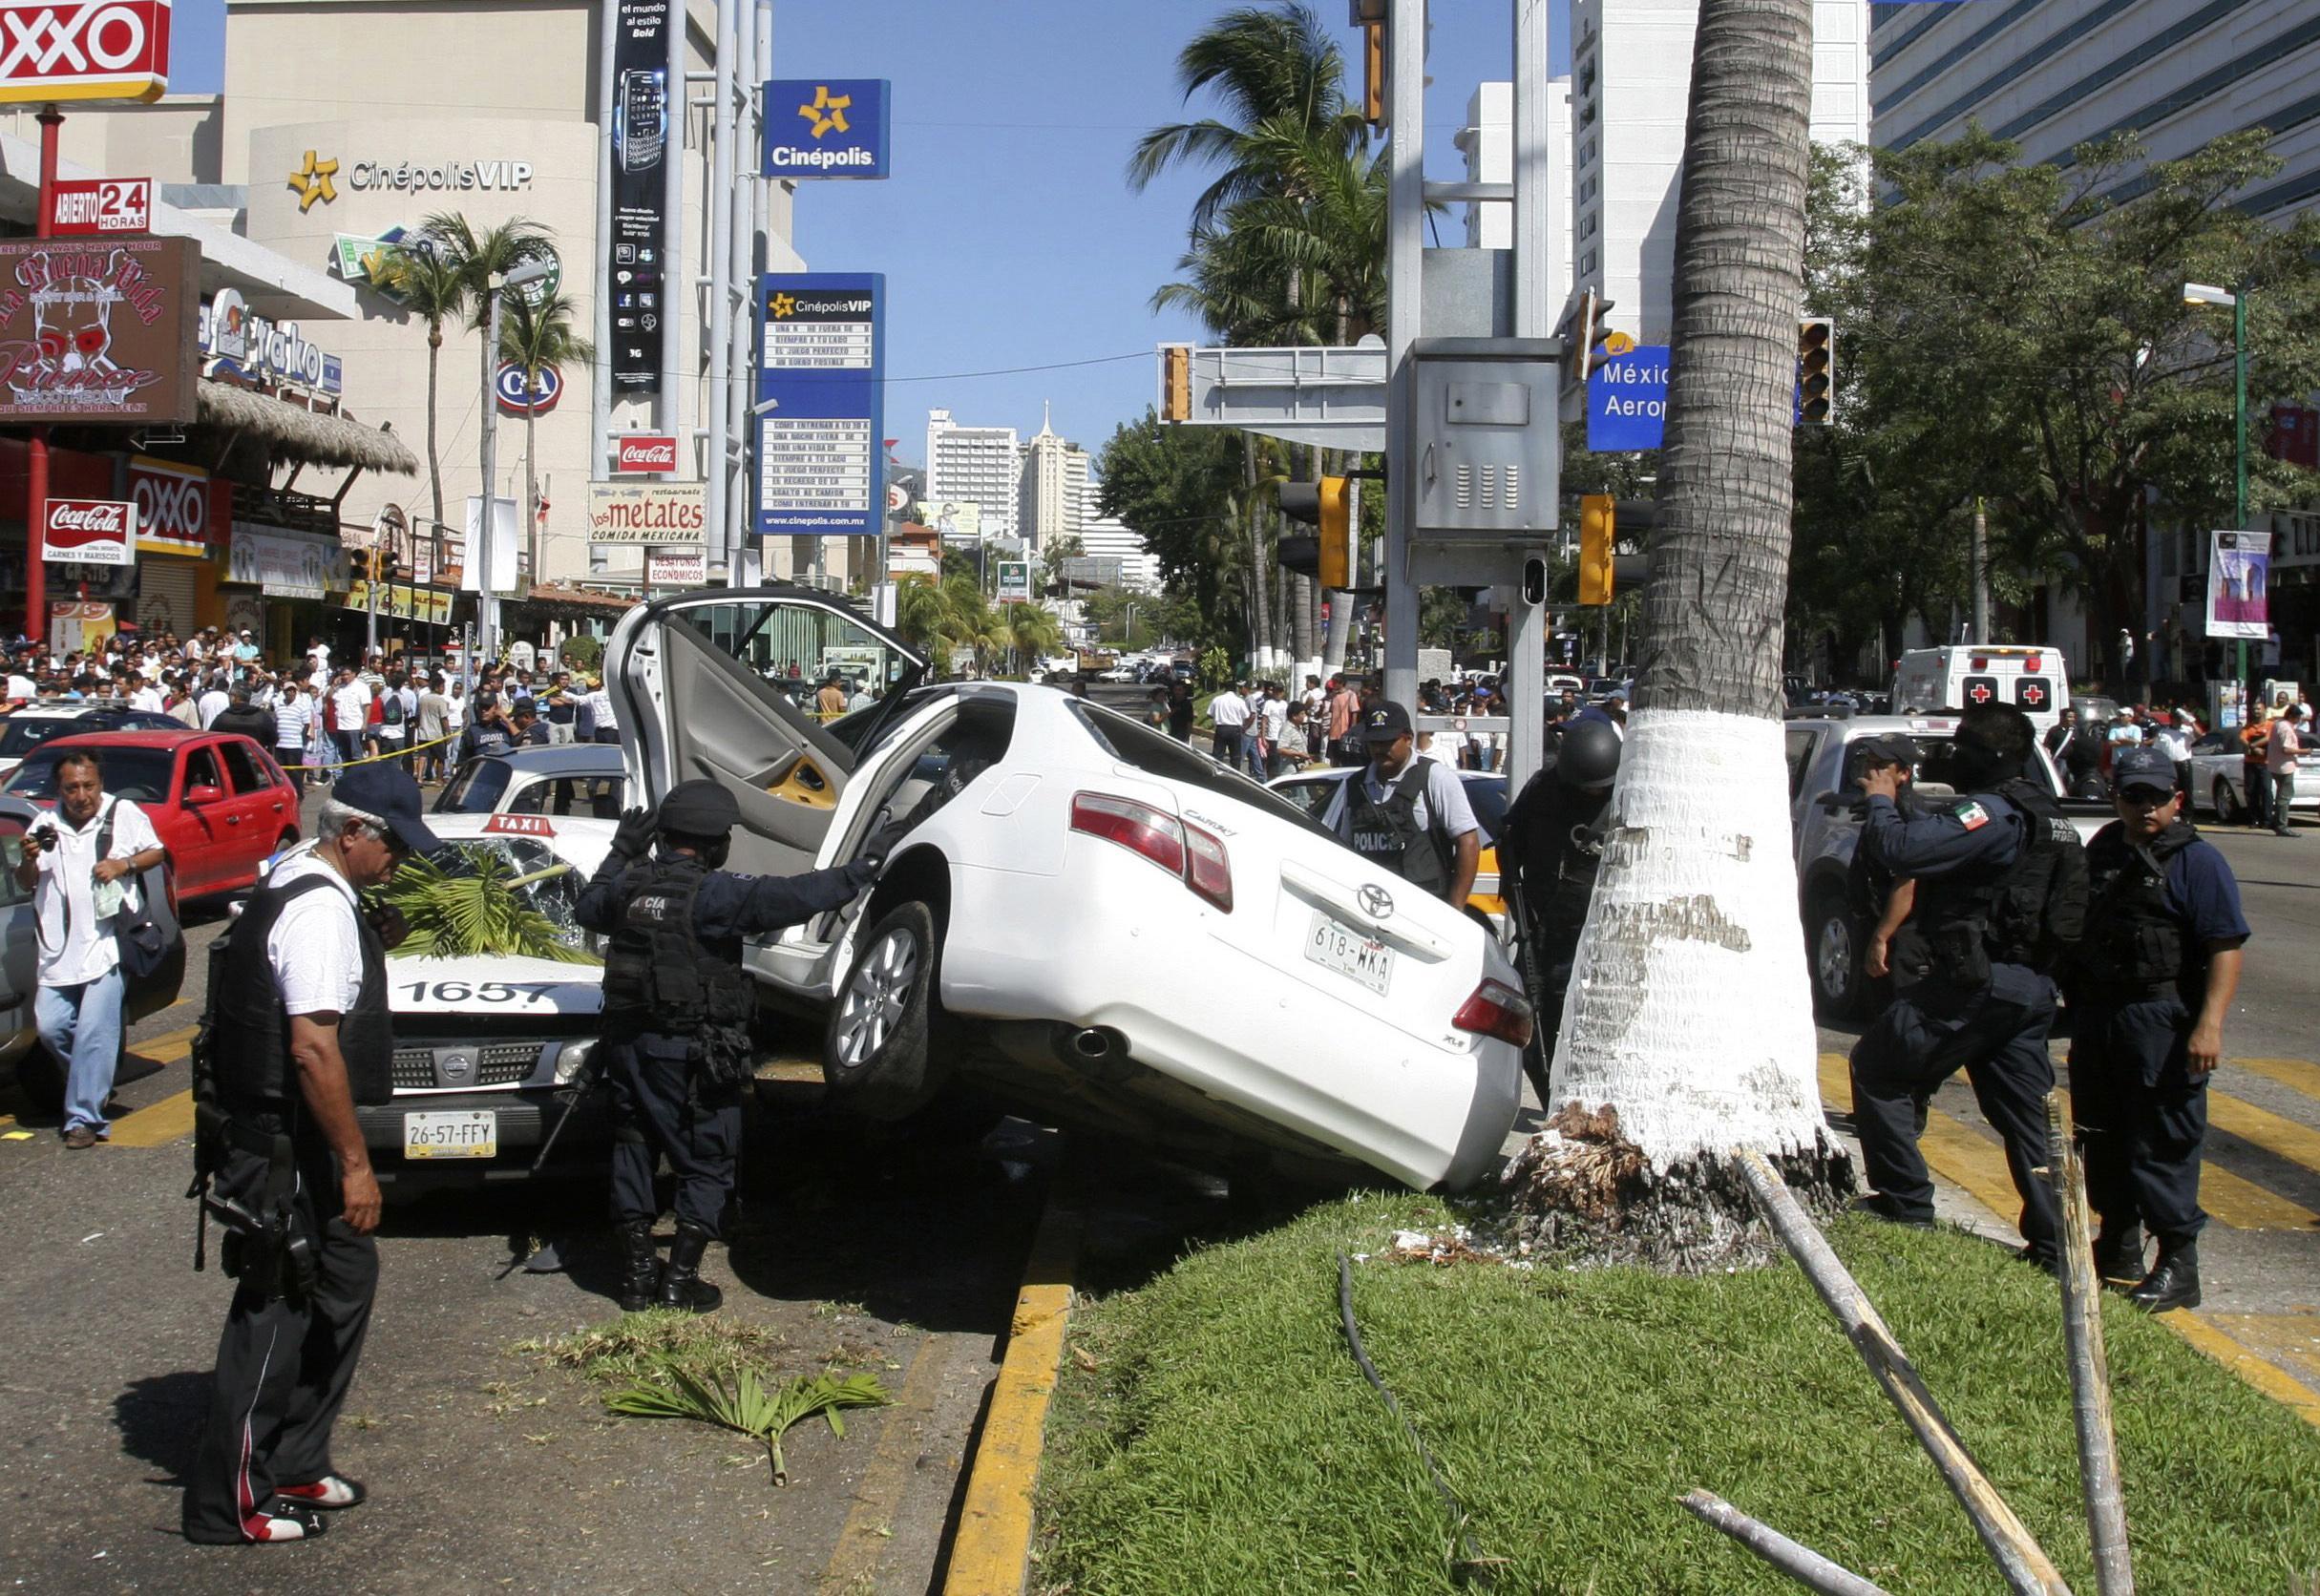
[924,408,1021,545]
[1569,0,1870,344]
[1079,509,1160,592]
[1455,77,1572,309]
[1018,403,1090,554]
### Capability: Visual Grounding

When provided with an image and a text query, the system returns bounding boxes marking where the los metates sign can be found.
[585,479,704,544]
[0,235,199,424]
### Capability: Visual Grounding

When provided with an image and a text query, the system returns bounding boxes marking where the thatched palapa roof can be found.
[197,380,420,475]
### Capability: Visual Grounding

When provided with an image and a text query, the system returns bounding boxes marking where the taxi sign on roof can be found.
[482,812,555,837]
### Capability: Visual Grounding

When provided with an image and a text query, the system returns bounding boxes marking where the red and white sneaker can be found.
[241,1501,327,1542]
[278,1474,367,1511]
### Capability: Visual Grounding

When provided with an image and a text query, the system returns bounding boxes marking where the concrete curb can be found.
[942,1196,1079,1596]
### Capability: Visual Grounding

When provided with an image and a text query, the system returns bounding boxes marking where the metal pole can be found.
[744,0,773,586]
[478,284,504,657]
[729,0,759,585]
[1504,0,1550,790]
[590,3,615,494]
[706,0,738,585]
[25,104,59,650]
[1383,0,1424,709]
[2233,287,2248,693]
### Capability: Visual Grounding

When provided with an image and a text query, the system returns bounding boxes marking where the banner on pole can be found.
[2204,529,2270,640]
[603,0,672,396]
[754,272,884,536]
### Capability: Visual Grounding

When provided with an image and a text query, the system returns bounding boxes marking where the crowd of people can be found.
[2052,693,2308,834]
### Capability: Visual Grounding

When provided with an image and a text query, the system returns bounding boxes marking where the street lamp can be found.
[476,256,557,660]
[2183,281,2250,700]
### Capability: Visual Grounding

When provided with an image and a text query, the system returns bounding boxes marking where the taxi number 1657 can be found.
[399,980,553,1005]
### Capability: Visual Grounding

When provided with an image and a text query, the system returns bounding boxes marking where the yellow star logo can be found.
[1599,330,1636,355]
[797,85,852,139]
[288,149,339,211]
[770,292,797,319]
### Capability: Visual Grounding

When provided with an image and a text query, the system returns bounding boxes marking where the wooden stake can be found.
[1738,1150,2074,1596]
[2046,1090,2136,1594]
[1680,1489,1894,1595]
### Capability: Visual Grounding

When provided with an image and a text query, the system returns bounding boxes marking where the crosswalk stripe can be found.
[2232,1057,2320,1102]
[2206,1088,2320,1189]
[129,1025,199,1065]
[107,1088,194,1148]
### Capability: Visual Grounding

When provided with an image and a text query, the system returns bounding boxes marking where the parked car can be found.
[1785,715,2102,1018]
[1,730,301,901]
[0,703,186,779]
[0,792,187,1112]
[1267,765,1509,932]
[607,586,1527,1191]
[434,742,628,821]
[2184,728,2314,825]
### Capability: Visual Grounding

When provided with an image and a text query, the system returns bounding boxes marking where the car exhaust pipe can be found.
[1047,1023,1132,1079]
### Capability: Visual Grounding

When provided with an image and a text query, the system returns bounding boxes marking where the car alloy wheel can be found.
[821,899,952,1122]
[835,925,917,1067]
[1810,894,1864,1018]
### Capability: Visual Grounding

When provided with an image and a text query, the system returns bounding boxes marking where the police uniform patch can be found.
[1952,801,1990,831]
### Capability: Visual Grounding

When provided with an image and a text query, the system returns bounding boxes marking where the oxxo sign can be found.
[612,433,676,473]
[128,456,206,548]
[0,0,172,103]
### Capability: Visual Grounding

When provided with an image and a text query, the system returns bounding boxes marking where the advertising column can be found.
[753,273,885,541]
[603,0,674,406]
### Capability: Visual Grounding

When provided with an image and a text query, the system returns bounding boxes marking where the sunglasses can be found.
[2118,788,2177,809]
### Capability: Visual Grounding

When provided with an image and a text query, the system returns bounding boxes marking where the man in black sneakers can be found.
[181,765,438,1544]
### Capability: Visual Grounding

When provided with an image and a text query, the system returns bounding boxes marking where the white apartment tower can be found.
[925,408,1022,545]
[1456,77,1573,310]
[1017,403,1091,555]
[1079,509,1160,592]
[1570,0,1871,344]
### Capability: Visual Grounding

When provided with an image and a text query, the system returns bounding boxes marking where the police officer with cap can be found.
[183,763,438,1544]
[2066,744,2249,1311]
[1498,716,1622,1102]
[1322,700,1482,910]
[1845,703,2085,1270]
[576,779,893,1313]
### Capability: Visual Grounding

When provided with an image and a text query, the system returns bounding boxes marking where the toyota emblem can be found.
[1358,883,1396,920]
[437,1049,477,1086]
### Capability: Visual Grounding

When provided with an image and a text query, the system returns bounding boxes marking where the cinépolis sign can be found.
[347,158,535,195]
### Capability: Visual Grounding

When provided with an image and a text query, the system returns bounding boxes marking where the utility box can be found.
[1406,337,1563,537]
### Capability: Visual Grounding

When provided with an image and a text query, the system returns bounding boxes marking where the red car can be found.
[1,729,303,899]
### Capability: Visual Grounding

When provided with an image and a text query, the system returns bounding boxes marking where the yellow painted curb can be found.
[2159,1309,2320,1431]
[943,1198,1080,1596]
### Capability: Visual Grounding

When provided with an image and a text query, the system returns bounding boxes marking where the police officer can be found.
[2066,745,2249,1311]
[1846,704,2083,1269]
[1498,717,1622,1102]
[1323,701,1482,910]
[182,765,438,1544]
[576,780,890,1314]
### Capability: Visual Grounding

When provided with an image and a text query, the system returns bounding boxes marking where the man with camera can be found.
[12,749,166,1148]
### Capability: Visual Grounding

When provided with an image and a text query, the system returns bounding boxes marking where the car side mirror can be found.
[184,784,224,807]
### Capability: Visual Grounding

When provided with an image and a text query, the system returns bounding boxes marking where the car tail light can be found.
[1070,791,1233,913]
[1453,977,1534,1048]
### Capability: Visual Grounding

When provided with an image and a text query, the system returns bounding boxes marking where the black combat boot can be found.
[2127,1238,2200,1312]
[617,1219,660,1312]
[2093,1223,2146,1286]
[655,1221,725,1315]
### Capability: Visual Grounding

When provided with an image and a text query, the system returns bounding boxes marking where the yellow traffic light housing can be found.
[1578,494,1614,605]
[1317,475,1350,589]
[1798,318,1833,425]
[1160,344,1192,424]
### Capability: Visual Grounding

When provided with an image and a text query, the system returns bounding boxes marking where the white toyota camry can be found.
[606,587,1528,1191]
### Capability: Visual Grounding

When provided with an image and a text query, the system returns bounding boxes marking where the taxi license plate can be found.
[1305,910,1393,996]
[404,1110,496,1160]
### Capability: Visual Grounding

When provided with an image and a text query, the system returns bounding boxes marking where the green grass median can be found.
[1037,1193,2320,1594]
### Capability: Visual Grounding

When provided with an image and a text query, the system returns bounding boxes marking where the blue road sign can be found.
[764,79,890,179]
[754,273,885,537]
[1587,345,1670,452]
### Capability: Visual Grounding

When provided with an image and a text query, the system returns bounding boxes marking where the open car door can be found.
[606,586,926,885]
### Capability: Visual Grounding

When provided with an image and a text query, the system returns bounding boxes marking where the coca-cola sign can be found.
[613,433,677,473]
[127,455,204,547]
[0,0,172,103]
[40,496,135,564]
[0,235,197,424]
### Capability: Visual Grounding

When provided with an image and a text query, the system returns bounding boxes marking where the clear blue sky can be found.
[171,0,1567,469]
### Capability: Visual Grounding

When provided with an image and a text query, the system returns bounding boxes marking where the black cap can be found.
[1857,732,1919,769]
[1361,701,1413,744]
[660,778,741,835]
[2112,746,2177,796]
[332,763,442,855]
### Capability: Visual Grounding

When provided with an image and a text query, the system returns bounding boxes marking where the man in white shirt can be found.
[328,668,372,765]
[129,678,166,714]
[1208,682,1252,767]
[2266,703,2304,838]
[582,676,618,745]
[1323,700,1483,910]
[197,673,231,727]
[12,749,165,1145]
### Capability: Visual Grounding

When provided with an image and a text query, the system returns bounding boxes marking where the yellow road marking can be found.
[2207,1088,2320,1183]
[2160,1309,2320,1431]
[943,1202,1080,1596]
[820,1334,951,1592]
[755,1058,822,1084]
[128,1025,198,1064]
[108,1089,194,1147]
[2192,1166,2320,1231]
[2232,1057,2320,1103]
[2204,1312,2320,1390]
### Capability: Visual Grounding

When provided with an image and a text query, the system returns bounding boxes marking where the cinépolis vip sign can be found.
[754,273,883,537]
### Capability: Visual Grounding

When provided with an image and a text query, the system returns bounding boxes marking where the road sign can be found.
[755,272,883,536]
[0,0,172,102]
[49,176,149,233]
[996,560,1030,602]
[1587,344,1670,452]
[763,78,889,179]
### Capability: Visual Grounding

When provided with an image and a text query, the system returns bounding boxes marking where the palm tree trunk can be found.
[1242,435,1273,666]
[1548,0,1830,1181]
[426,326,445,531]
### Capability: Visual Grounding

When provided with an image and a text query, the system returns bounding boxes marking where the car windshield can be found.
[1067,701,1335,837]
[671,598,918,704]
[435,758,514,814]
[390,836,600,957]
[0,715,88,760]
[4,746,173,803]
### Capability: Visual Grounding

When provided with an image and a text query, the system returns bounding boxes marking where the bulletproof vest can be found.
[465,723,514,759]
[200,871,391,1112]
[1910,779,2086,977]
[1505,766,1610,938]
[600,852,754,1048]
[1344,763,1451,898]
[2078,821,2203,995]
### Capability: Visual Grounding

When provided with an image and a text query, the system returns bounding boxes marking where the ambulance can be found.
[1890,644,2072,731]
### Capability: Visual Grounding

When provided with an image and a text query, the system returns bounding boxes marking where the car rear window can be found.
[1463,775,1508,843]
[435,758,513,814]
[1066,702,1333,836]
[5,746,174,803]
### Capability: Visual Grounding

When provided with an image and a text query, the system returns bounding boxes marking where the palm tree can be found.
[421,212,555,490]
[497,289,594,583]
[1549,0,1836,1192]
[373,240,468,531]
[1004,602,1063,672]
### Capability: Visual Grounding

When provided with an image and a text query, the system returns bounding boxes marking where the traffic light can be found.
[1798,317,1834,425]
[1578,494,1614,605]
[1278,476,1351,588]
[1160,344,1192,424]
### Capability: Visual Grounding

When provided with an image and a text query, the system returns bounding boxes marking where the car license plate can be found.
[403,1110,496,1160]
[1305,910,1393,996]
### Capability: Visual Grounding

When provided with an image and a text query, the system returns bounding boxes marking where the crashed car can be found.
[606,587,1527,1191]
[264,810,613,1183]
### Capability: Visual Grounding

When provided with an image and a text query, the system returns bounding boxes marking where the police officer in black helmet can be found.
[576,779,891,1313]
[2066,745,2249,1311]
[1846,703,2087,1270]
[1498,717,1622,1102]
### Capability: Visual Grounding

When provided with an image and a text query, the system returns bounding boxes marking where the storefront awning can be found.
[198,381,419,475]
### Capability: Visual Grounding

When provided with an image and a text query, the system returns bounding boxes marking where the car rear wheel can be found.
[1809,891,1867,1019]
[2212,777,2245,827]
[823,901,952,1122]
